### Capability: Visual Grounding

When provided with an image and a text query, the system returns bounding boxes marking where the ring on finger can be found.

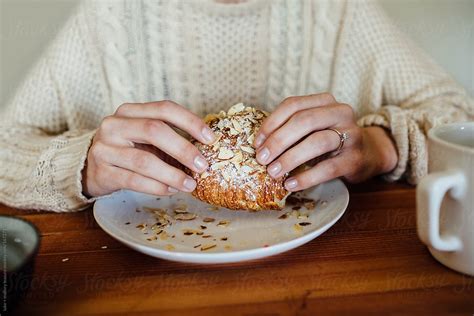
[327,128,349,154]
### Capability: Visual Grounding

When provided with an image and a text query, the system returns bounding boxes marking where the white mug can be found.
[417,122,474,275]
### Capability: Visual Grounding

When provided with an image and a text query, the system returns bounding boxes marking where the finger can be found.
[102,145,197,192]
[256,104,344,165]
[134,143,182,169]
[115,101,216,144]
[99,118,209,173]
[266,130,340,178]
[254,93,336,148]
[97,164,177,196]
[284,154,352,191]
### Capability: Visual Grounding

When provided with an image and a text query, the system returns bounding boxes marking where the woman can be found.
[0,0,472,212]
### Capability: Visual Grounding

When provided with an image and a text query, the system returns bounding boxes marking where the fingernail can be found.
[183,177,197,191]
[255,134,266,148]
[268,162,282,177]
[194,156,208,171]
[201,127,216,143]
[168,186,179,193]
[257,147,270,164]
[285,178,298,190]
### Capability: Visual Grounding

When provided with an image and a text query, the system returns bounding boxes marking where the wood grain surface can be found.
[3,179,473,316]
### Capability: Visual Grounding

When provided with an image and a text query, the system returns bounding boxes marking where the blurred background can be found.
[1,0,473,108]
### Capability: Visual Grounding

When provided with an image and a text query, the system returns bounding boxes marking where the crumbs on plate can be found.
[127,194,321,251]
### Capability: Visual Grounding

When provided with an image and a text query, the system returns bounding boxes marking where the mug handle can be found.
[417,169,466,252]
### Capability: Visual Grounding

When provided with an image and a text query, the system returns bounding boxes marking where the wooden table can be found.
[3,179,473,315]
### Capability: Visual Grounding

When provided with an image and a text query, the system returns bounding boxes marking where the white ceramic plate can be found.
[93,179,349,264]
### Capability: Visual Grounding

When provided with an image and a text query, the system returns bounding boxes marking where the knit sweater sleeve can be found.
[333,0,474,184]
[0,2,106,212]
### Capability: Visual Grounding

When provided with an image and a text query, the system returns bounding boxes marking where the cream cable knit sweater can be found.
[0,0,472,212]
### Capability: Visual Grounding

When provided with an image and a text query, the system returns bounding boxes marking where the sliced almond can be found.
[217,220,230,227]
[240,146,255,155]
[229,127,239,135]
[200,244,217,251]
[231,119,243,132]
[203,217,215,222]
[143,206,166,215]
[175,213,197,221]
[173,207,188,214]
[218,147,234,160]
[247,133,255,144]
[211,161,227,171]
[231,151,243,163]
[227,103,245,115]
[136,223,147,232]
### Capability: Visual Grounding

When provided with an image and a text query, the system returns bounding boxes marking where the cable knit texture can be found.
[0,0,472,212]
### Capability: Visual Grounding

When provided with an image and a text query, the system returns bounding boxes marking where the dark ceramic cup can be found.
[0,215,40,314]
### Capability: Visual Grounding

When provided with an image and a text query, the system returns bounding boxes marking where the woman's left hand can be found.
[254,93,399,191]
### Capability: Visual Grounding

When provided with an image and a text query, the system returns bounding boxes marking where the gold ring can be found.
[327,128,349,153]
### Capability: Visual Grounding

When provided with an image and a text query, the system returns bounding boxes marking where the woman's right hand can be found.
[82,101,216,197]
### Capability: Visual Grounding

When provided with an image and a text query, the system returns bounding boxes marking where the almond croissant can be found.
[188,103,289,211]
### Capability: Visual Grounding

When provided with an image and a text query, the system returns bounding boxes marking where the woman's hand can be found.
[82,101,216,197]
[254,93,398,191]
